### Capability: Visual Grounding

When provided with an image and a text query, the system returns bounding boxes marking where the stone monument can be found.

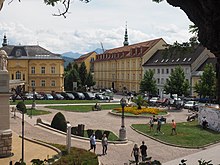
[0,50,12,157]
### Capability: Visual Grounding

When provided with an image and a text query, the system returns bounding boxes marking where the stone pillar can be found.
[0,50,12,157]
[66,123,71,154]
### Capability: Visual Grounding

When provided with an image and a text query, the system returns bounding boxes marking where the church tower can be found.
[2,34,7,47]
[123,23,129,46]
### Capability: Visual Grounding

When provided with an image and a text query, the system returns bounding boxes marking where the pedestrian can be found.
[131,144,140,165]
[171,119,177,135]
[101,134,108,155]
[149,117,154,132]
[156,117,163,134]
[140,141,148,161]
[88,133,96,153]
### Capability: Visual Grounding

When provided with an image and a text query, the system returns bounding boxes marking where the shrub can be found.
[87,129,94,138]
[16,101,27,113]
[95,130,102,140]
[51,112,67,132]
[71,126,78,135]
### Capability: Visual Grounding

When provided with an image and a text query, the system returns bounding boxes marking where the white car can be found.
[184,101,198,110]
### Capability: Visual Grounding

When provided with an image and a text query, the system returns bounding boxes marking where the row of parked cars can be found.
[11,91,112,101]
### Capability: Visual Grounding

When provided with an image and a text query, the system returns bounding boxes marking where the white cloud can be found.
[0,0,193,54]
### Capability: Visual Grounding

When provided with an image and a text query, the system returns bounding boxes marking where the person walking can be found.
[88,133,96,153]
[140,141,148,161]
[131,144,140,165]
[156,117,163,134]
[149,117,154,132]
[101,134,108,155]
[171,119,177,135]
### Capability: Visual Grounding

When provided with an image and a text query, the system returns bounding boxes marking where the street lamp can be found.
[119,98,127,141]
[31,87,36,110]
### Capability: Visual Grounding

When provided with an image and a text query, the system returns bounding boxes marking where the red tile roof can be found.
[75,51,95,62]
[95,38,164,62]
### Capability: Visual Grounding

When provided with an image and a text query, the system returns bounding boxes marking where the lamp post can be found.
[119,98,127,141]
[31,87,36,111]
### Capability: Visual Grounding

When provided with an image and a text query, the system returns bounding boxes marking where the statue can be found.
[0,50,8,71]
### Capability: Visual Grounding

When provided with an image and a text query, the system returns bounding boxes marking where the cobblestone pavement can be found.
[10,103,219,165]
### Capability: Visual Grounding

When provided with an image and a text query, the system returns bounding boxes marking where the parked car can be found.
[61,92,75,100]
[149,97,159,106]
[43,93,54,100]
[52,93,64,100]
[95,93,107,100]
[184,101,198,111]
[72,92,85,100]
[83,92,95,100]
[25,93,34,100]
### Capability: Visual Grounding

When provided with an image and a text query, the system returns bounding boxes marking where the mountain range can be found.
[61,48,105,68]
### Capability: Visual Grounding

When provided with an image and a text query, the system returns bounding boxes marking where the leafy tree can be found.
[164,66,190,96]
[140,69,157,96]
[194,63,216,98]
[73,62,79,72]
[86,71,96,87]
[78,62,87,87]
[65,62,73,72]
[64,68,80,91]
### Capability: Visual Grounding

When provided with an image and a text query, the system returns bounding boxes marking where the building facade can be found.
[74,51,97,73]
[143,44,215,97]
[0,35,64,93]
[94,36,166,93]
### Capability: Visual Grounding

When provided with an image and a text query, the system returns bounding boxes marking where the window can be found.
[51,80,56,87]
[16,71,21,79]
[41,80,46,87]
[171,68,174,73]
[51,66,55,74]
[31,67,35,74]
[23,74,25,80]
[157,69,160,74]
[157,78,160,84]
[12,74,14,80]
[166,69,169,74]
[162,69,164,74]
[41,67,46,74]
[31,80,35,87]
[161,78,164,84]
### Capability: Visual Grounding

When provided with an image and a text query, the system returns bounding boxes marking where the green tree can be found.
[164,66,190,96]
[86,71,96,87]
[64,68,80,91]
[78,62,87,87]
[140,69,157,96]
[65,62,73,72]
[194,63,216,98]
[51,112,67,132]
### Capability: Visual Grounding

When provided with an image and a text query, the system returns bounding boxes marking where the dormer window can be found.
[188,58,192,61]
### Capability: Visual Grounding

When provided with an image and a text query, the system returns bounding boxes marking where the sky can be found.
[0,0,193,54]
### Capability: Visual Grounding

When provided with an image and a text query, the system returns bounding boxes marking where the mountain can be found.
[94,48,105,54]
[62,51,81,58]
[62,56,75,68]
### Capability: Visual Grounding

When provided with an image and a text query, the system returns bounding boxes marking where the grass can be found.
[45,104,120,112]
[83,130,118,141]
[51,144,98,165]
[26,108,51,116]
[132,120,220,148]
[10,99,101,105]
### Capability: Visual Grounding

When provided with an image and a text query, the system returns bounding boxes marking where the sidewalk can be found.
[0,132,59,165]
[9,104,220,164]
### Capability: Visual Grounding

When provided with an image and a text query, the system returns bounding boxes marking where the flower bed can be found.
[113,106,162,115]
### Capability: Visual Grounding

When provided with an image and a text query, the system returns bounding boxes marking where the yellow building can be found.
[94,28,166,93]
[74,51,97,73]
[0,35,64,93]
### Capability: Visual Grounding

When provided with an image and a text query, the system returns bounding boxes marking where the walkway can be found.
[9,100,220,164]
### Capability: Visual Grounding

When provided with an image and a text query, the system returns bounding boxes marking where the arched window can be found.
[16,71,21,79]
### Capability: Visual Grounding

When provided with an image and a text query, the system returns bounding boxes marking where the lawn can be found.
[10,99,100,105]
[51,144,98,165]
[132,120,220,148]
[46,104,120,112]
[26,108,51,116]
[83,129,118,141]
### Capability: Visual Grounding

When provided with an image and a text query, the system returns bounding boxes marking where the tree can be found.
[164,66,190,96]
[140,69,157,96]
[64,68,80,91]
[78,62,87,87]
[194,63,216,98]
[51,112,67,132]
[85,71,96,87]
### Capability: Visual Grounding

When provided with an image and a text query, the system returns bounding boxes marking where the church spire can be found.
[123,23,129,46]
[2,34,7,47]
